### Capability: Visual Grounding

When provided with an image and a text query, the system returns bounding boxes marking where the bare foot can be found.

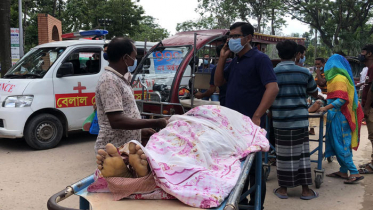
[129,142,149,177]
[96,143,133,178]
[301,186,316,197]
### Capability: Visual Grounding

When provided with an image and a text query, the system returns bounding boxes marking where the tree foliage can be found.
[281,0,373,52]
[131,16,170,42]
[176,0,287,35]
[9,0,168,53]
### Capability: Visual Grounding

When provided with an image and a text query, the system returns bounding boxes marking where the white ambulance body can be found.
[0,39,155,149]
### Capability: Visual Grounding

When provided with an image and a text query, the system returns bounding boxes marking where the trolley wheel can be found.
[327,156,334,163]
[315,175,322,189]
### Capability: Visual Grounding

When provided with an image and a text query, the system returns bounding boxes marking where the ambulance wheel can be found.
[25,114,63,150]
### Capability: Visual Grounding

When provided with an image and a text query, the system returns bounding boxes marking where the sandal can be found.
[300,189,319,200]
[359,168,373,174]
[359,162,372,168]
[273,188,288,199]
[344,176,364,184]
[326,172,348,179]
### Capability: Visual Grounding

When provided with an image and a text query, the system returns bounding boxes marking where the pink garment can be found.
[88,105,269,208]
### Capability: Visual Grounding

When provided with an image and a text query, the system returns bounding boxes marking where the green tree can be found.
[176,0,287,35]
[0,0,12,76]
[131,16,170,42]
[281,0,373,52]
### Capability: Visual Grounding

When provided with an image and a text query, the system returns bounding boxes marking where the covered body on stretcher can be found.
[48,105,269,210]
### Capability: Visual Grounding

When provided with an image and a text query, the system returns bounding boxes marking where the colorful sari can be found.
[324,54,364,150]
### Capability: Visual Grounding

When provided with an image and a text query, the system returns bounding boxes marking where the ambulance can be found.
[0,30,156,149]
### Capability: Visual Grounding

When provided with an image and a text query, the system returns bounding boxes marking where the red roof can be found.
[162,29,229,49]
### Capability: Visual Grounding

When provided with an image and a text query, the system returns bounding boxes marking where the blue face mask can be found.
[103,52,108,61]
[228,38,246,54]
[128,59,137,73]
[299,56,306,64]
[203,59,209,65]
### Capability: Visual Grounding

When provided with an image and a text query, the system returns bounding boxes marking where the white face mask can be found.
[124,55,137,73]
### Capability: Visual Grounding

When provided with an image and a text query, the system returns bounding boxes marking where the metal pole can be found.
[191,33,197,108]
[18,0,24,57]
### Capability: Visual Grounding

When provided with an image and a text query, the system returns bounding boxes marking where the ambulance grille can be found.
[0,119,3,128]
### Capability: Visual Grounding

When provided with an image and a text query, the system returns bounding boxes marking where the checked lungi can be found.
[275,127,312,187]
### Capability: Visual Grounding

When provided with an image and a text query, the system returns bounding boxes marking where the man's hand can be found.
[141,128,156,139]
[141,128,157,146]
[157,118,169,129]
[251,116,261,126]
[220,42,231,59]
[194,92,204,99]
[364,105,371,116]
[317,107,328,113]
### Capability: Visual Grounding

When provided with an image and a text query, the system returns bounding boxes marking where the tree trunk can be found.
[23,1,28,52]
[0,0,12,77]
[257,15,261,33]
[52,0,57,17]
[314,29,317,59]
[271,8,275,35]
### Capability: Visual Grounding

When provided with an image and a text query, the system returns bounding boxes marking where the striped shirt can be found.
[272,61,318,129]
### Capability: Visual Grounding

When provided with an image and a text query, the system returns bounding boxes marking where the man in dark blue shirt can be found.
[215,22,279,208]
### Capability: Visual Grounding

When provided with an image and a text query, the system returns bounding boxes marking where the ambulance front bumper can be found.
[0,107,33,138]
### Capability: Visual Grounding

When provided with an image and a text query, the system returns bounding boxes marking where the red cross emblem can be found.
[73,82,86,94]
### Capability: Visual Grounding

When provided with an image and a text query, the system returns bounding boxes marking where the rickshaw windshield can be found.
[132,46,192,100]
[5,47,66,78]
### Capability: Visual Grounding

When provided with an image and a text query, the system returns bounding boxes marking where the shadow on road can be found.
[0,131,96,151]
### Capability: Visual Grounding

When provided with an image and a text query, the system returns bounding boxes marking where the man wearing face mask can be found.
[103,43,109,61]
[295,45,306,66]
[215,22,279,208]
[195,54,217,101]
[198,54,215,73]
[314,58,327,94]
[94,37,168,154]
[359,44,373,174]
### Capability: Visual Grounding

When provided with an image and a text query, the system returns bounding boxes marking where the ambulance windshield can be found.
[5,47,66,78]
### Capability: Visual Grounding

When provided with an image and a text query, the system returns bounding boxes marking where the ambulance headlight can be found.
[3,95,34,108]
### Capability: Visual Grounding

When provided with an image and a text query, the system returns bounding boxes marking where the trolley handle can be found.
[47,187,83,210]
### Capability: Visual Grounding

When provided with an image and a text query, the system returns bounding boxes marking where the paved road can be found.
[0,127,372,210]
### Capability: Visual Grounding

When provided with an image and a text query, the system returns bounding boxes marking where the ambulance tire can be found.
[25,114,63,150]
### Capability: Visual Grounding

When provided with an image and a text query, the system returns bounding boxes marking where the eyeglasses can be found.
[228,34,246,39]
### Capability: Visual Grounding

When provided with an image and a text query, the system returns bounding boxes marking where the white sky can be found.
[137,0,310,36]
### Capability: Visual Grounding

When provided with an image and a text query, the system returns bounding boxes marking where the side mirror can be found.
[57,62,74,78]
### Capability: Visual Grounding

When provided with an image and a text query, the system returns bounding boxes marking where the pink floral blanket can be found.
[89,105,269,208]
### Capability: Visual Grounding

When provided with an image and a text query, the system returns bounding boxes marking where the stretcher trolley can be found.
[47,152,263,210]
[264,112,330,189]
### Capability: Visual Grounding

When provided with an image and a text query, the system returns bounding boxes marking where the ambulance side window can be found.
[62,48,101,76]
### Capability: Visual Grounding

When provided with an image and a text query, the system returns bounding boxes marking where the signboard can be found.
[10,28,20,66]
[153,50,183,74]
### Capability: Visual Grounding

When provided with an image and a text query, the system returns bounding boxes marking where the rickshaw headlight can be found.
[3,95,34,108]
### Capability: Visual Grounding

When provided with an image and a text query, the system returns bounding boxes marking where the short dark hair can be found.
[107,37,134,62]
[297,45,306,54]
[216,44,224,57]
[362,44,373,54]
[230,22,254,36]
[103,43,109,48]
[315,57,325,63]
[276,40,298,60]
